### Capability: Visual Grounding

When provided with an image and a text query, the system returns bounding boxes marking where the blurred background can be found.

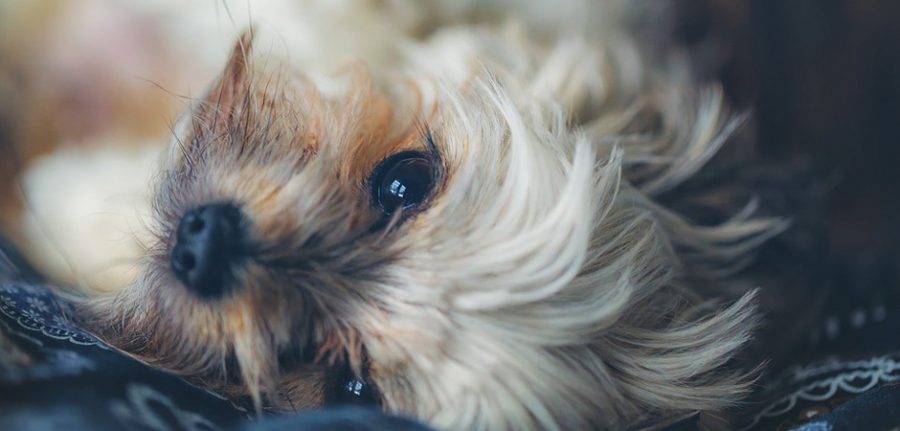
[676,0,900,357]
[679,0,900,270]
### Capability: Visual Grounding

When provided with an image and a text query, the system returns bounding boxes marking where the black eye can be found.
[326,364,379,407]
[337,377,377,405]
[370,151,437,217]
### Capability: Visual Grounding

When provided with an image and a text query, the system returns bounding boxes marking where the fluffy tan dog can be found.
[11,1,785,429]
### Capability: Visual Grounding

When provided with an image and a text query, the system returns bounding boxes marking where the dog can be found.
[6,1,786,429]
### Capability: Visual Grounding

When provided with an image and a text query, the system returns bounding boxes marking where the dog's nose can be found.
[170,203,243,298]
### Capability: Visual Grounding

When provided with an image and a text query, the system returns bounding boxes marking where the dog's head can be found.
[84,30,781,429]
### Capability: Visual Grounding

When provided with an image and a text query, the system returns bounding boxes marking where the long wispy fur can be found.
[66,1,787,429]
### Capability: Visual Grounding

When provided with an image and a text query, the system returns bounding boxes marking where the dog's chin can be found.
[118,250,386,409]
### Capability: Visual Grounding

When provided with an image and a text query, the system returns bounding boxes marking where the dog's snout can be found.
[170,203,244,298]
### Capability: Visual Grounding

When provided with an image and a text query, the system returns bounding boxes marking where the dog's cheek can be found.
[278,367,330,409]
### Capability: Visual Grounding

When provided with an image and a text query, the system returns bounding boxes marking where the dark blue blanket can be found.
[0,238,428,431]
[1,236,899,431]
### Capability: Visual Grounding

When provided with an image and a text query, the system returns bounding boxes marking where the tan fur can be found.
[12,1,787,429]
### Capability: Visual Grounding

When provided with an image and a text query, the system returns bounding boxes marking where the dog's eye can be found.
[326,364,379,407]
[337,377,377,405]
[370,151,437,217]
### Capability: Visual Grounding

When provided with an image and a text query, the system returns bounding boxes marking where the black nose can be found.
[170,203,244,298]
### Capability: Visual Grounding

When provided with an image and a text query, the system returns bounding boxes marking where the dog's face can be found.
[84,31,773,429]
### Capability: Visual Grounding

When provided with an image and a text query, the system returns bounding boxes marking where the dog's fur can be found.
[9,1,786,429]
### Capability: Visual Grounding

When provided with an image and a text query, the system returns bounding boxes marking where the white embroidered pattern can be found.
[0,282,100,346]
[742,352,900,430]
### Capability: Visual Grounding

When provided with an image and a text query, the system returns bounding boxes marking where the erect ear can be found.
[193,30,255,135]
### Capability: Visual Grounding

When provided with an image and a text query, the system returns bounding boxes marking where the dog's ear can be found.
[193,30,255,136]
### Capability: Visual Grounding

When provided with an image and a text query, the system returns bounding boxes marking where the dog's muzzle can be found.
[170,203,244,299]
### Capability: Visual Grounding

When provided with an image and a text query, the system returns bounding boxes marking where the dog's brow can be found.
[422,127,444,173]
[424,128,438,156]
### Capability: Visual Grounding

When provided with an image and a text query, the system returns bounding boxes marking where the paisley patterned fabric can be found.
[0,279,250,431]
[740,301,900,430]
[0,238,429,431]
[2,235,899,431]
[742,352,900,430]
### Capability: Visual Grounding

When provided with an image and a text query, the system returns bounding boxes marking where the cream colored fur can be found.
[14,1,785,429]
